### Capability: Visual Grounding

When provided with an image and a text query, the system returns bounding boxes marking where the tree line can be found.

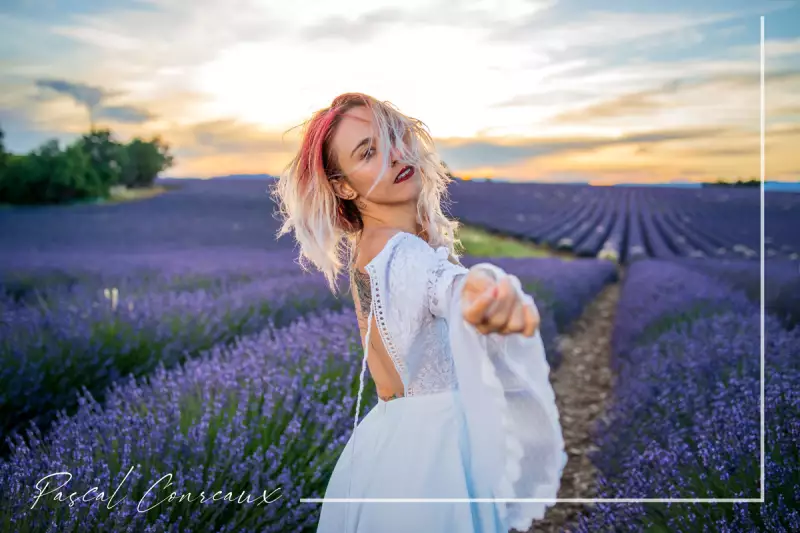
[0,126,174,205]
[703,178,761,188]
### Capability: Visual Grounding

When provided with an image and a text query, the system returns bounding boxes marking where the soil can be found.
[513,282,620,533]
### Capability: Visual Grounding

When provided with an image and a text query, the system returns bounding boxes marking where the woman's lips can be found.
[394,166,414,183]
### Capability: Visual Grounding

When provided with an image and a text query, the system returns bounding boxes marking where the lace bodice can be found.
[352,232,468,399]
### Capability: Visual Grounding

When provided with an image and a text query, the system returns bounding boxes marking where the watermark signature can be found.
[31,465,282,512]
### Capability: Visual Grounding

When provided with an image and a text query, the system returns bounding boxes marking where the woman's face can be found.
[328,105,421,205]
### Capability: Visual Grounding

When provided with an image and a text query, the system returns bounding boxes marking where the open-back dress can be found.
[316,231,566,533]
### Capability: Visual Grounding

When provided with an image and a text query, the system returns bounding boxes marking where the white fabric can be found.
[320,231,566,533]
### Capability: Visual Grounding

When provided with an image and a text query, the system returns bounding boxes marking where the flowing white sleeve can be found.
[428,252,567,530]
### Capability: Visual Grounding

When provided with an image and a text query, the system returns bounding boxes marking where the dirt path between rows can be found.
[514,282,620,533]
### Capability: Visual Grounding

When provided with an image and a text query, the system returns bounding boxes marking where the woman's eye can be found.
[363,148,375,159]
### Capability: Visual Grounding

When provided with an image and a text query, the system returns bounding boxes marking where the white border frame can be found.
[301,15,767,507]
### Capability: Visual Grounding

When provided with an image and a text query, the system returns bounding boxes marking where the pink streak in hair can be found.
[297,94,371,184]
[297,107,342,184]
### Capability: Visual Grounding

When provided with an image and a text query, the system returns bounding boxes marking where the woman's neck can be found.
[356,224,427,245]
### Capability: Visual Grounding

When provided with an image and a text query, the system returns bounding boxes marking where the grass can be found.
[454,223,572,259]
[104,184,172,204]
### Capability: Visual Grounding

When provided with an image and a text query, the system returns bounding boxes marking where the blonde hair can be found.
[269,92,461,295]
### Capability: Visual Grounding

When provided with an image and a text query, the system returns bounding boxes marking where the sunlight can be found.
[192,24,548,139]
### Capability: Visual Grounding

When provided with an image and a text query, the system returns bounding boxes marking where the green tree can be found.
[28,139,99,204]
[0,125,177,205]
[0,126,14,202]
[0,126,7,170]
[77,128,125,189]
[0,154,28,203]
[0,138,100,205]
[120,135,174,188]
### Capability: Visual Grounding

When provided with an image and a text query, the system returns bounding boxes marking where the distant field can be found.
[448,180,800,263]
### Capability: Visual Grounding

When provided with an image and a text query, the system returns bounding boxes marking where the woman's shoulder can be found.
[354,228,411,273]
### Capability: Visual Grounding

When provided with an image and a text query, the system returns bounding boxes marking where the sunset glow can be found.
[1,0,798,184]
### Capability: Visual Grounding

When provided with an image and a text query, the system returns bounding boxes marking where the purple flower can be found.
[0,310,366,532]
[577,260,800,531]
[1,271,345,453]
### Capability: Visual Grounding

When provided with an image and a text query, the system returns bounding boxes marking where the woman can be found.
[270,93,566,532]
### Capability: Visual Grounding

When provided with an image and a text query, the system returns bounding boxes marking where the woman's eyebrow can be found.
[351,137,373,158]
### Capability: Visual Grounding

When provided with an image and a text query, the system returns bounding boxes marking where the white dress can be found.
[316,231,566,533]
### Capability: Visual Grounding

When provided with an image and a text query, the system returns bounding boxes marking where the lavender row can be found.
[447,181,799,263]
[0,310,367,532]
[0,178,292,255]
[674,257,800,329]
[610,260,752,360]
[577,261,800,531]
[0,247,308,300]
[0,273,346,456]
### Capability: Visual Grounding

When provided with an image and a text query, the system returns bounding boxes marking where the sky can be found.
[0,0,798,185]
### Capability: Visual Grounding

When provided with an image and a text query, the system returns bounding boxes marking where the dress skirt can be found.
[316,388,508,533]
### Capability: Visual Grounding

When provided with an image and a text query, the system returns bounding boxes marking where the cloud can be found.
[34,79,120,108]
[545,69,800,125]
[690,70,800,90]
[729,35,800,58]
[436,126,728,168]
[166,118,299,158]
[298,0,555,43]
[33,78,154,125]
[487,2,795,51]
[769,124,800,138]
[547,80,683,124]
[487,8,732,50]
[49,0,282,71]
[300,7,407,43]
[491,88,597,109]
[140,116,306,176]
[459,122,799,184]
[95,105,154,124]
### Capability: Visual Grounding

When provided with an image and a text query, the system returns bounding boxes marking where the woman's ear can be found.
[332,179,357,201]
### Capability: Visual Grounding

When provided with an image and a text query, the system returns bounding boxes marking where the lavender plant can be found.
[1,273,346,455]
[0,310,368,533]
[576,260,800,532]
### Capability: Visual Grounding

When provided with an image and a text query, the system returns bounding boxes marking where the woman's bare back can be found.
[350,244,405,402]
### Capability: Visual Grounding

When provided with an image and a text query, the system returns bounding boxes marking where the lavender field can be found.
[448,180,800,263]
[0,178,798,532]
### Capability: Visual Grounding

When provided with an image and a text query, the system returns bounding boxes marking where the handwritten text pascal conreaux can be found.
[31,465,283,513]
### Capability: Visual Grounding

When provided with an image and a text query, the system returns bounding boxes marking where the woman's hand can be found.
[461,265,540,337]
